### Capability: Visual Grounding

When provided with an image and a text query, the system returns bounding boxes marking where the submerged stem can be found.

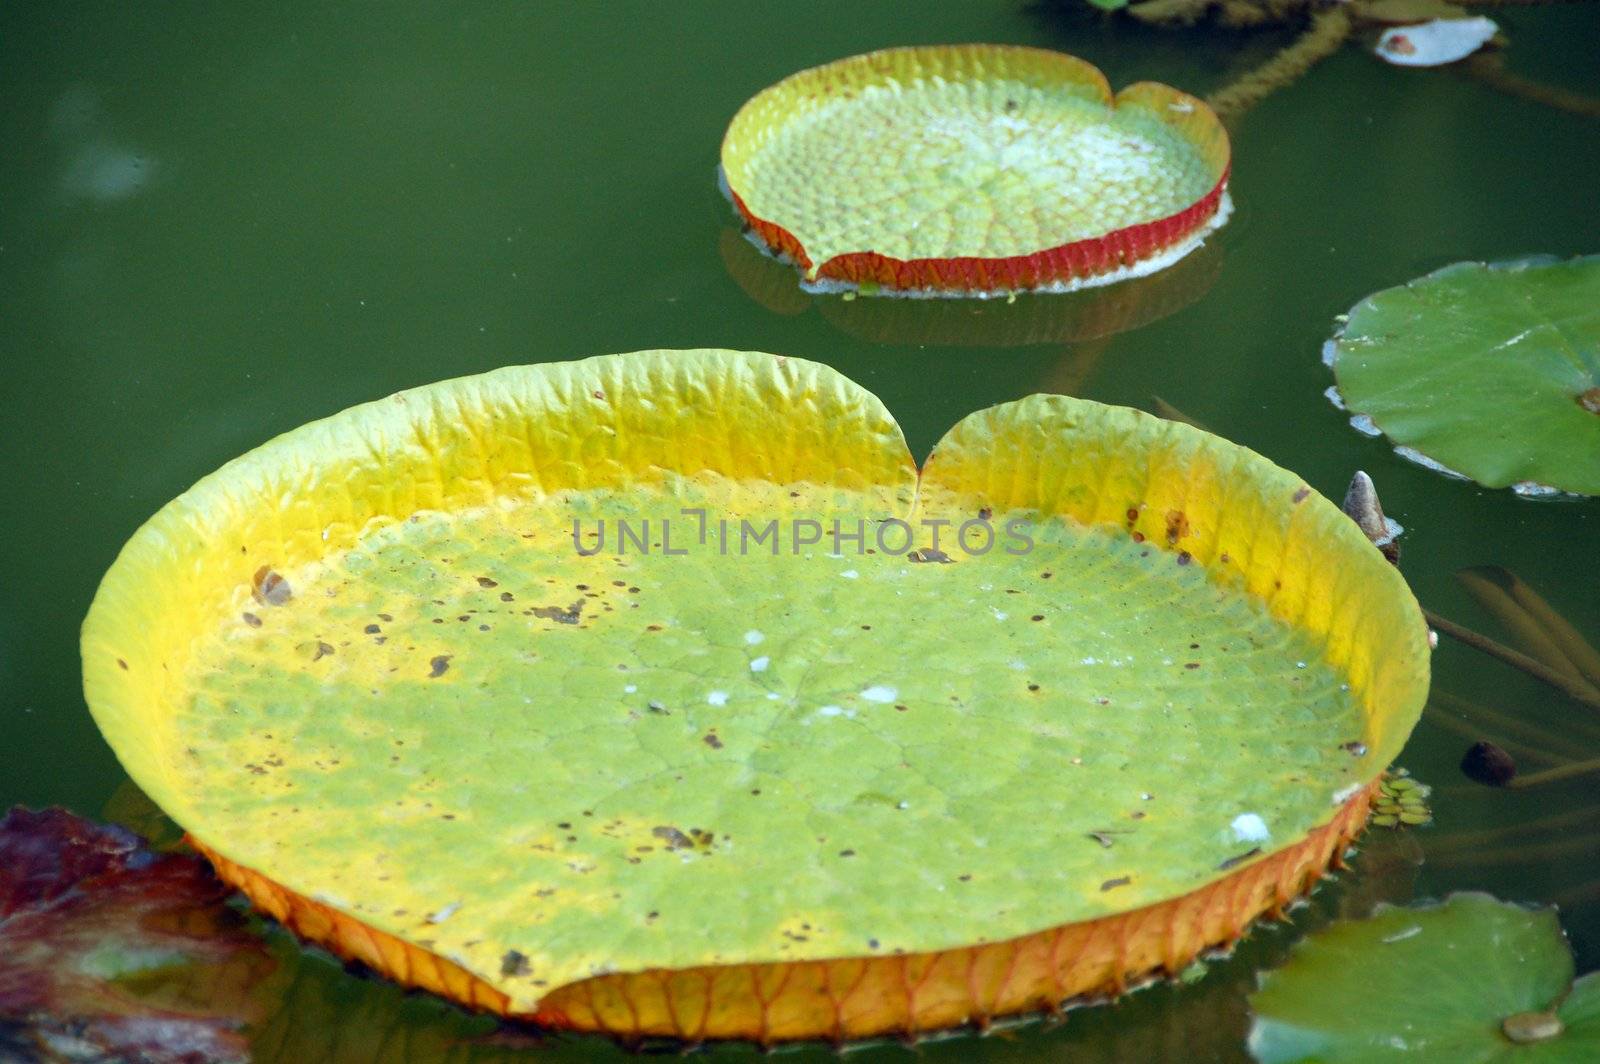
[1508,756,1600,789]
[1459,52,1600,119]
[1424,703,1566,767]
[1206,9,1352,119]
[1425,609,1600,712]
[1426,830,1600,866]
[1430,688,1600,753]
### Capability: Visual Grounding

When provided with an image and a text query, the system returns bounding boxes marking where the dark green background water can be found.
[3,3,1597,1060]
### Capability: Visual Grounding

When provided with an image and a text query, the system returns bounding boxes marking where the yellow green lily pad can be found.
[1327,255,1600,497]
[1249,893,1600,1062]
[83,350,1427,1043]
[721,45,1231,296]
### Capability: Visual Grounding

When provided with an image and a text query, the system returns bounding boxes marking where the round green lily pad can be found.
[83,350,1428,1041]
[1249,893,1600,1062]
[1327,255,1600,497]
[721,45,1231,296]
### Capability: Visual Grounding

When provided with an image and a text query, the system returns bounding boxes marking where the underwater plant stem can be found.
[1127,0,1215,26]
[1459,53,1600,120]
[1453,0,1598,7]
[1455,567,1596,685]
[1425,609,1600,712]
[1423,804,1600,852]
[1205,8,1352,120]
[1508,756,1600,789]
[1424,702,1566,767]
[1425,830,1600,867]
[1430,688,1600,754]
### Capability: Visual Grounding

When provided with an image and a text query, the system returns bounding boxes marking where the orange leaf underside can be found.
[190,781,1372,1044]
[730,169,1230,294]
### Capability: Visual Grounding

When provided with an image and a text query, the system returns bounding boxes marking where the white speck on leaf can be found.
[861,685,897,703]
[750,656,769,672]
[707,691,729,706]
[1231,813,1270,843]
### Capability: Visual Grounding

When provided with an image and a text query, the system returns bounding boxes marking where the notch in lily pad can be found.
[721,45,1231,297]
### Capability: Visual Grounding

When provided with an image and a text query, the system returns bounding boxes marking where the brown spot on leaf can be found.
[1293,487,1310,504]
[651,826,693,850]
[428,655,451,678]
[1164,510,1189,544]
[1100,876,1131,891]
[702,732,723,750]
[116,659,128,671]
[1177,551,1192,566]
[1218,847,1261,871]
[908,548,952,564]
[500,949,531,977]
[242,613,262,628]
[1579,387,1600,415]
[477,576,498,588]
[532,600,584,624]
[251,566,291,606]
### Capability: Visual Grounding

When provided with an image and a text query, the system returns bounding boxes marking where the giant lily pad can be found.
[1248,893,1600,1062]
[83,350,1428,1043]
[1326,255,1600,496]
[720,45,1231,297]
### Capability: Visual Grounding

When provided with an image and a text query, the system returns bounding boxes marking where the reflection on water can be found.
[50,84,156,203]
[720,222,1224,348]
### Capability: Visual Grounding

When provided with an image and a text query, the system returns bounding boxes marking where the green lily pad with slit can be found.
[1249,892,1600,1062]
[1327,255,1600,496]
[83,349,1428,1041]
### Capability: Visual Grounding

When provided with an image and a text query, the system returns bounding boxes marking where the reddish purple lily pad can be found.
[0,807,274,1064]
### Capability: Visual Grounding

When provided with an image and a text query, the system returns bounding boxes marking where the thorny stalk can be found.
[1205,8,1352,119]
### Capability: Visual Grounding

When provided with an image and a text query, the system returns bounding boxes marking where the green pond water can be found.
[2,3,1598,1061]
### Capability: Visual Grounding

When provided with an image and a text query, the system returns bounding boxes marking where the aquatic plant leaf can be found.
[83,349,1428,1042]
[1374,18,1497,68]
[721,45,1230,295]
[1248,893,1600,1062]
[0,807,274,1064]
[1328,256,1600,496]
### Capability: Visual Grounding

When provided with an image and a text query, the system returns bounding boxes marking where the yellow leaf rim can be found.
[721,45,1232,296]
[82,349,1427,1044]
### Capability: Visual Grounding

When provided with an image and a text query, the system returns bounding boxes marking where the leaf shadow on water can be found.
[716,223,1225,352]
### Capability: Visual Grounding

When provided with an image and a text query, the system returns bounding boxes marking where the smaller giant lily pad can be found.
[721,45,1231,297]
[1248,893,1600,1062]
[1326,255,1600,497]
